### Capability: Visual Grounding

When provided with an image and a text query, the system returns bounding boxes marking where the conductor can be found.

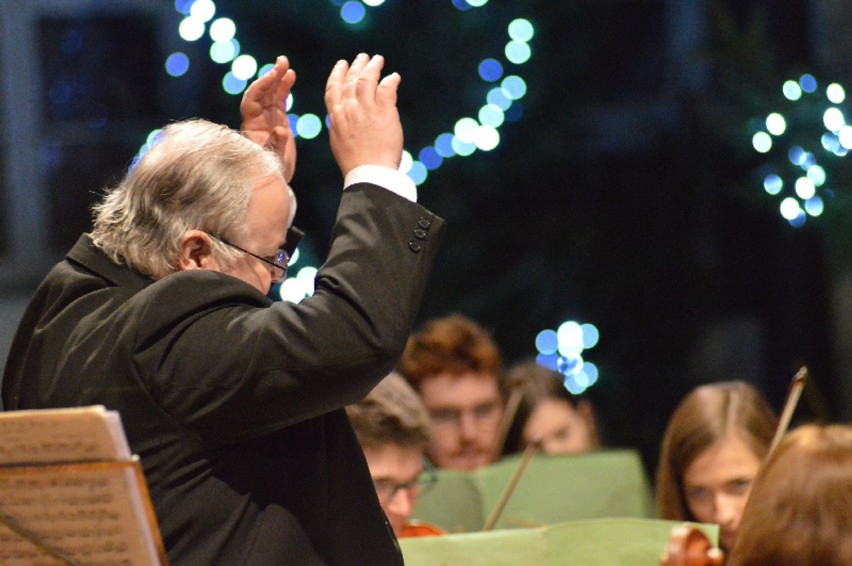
[2,53,444,565]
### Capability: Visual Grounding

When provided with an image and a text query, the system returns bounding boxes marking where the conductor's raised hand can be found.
[324,53,403,178]
[241,55,297,183]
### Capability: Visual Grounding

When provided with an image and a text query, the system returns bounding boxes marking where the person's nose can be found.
[386,487,416,518]
[714,493,739,526]
[458,411,480,442]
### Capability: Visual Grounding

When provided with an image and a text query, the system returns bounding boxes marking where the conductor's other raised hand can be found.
[241,55,297,183]
[324,54,403,178]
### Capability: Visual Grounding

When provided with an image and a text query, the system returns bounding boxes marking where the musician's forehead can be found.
[363,444,423,482]
[418,371,501,410]
[683,433,761,486]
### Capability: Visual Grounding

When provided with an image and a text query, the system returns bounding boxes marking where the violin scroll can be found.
[661,524,725,566]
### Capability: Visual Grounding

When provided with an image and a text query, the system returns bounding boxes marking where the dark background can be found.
[2,0,852,475]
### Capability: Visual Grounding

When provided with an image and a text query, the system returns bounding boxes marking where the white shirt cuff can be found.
[344,165,417,202]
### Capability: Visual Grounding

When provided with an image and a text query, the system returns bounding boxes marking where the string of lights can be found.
[161,0,533,186]
[534,320,600,395]
[752,73,849,227]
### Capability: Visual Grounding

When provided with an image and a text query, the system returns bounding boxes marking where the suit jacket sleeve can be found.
[126,183,444,445]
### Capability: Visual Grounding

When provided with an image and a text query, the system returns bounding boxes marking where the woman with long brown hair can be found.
[656,381,777,552]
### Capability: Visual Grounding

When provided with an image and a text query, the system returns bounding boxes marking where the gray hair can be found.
[91,119,285,278]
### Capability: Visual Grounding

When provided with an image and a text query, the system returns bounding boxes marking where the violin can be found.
[400,520,444,538]
[661,524,725,566]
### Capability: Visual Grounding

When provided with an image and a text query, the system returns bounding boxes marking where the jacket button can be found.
[413,228,427,240]
[408,241,422,253]
[418,217,431,229]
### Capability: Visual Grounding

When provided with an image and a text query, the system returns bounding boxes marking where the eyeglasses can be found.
[429,401,502,430]
[209,234,290,283]
[373,459,438,504]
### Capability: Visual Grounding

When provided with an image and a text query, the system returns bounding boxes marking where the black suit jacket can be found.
[3,184,444,565]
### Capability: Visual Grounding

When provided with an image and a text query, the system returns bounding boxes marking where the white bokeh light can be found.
[231,54,258,80]
[557,321,584,357]
[178,17,205,41]
[823,107,845,132]
[752,132,772,153]
[794,177,816,200]
[473,125,500,151]
[209,18,236,42]
[779,197,802,220]
[454,117,480,144]
[765,113,786,136]
[189,0,216,22]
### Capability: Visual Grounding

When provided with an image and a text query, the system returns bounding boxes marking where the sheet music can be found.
[0,406,131,465]
[0,407,165,565]
[0,462,160,565]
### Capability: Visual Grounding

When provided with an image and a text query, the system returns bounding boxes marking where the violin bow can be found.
[490,378,526,462]
[483,436,541,531]
[768,366,808,456]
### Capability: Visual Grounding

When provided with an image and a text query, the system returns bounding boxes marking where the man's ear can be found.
[178,230,219,272]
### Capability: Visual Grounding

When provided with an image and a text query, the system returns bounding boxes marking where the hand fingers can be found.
[257,56,288,92]
[340,53,371,105]
[275,68,296,102]
[243,56,290,107]
[355,54,385,104]
[324,59,349,109]
[375,72,400,109]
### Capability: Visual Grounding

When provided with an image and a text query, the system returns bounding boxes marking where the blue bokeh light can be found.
[222,71,247,95]
[165,52,190,77]
[478,58,503,82]
[341,1,367,24]
[407,161,428,185]
[418,146,443,170]
[788,146,805,165]
[296,114,322,139]
[763,173,783,195]
[805,196,825,217]
[502,75,527,100]
[505,102,524,122]
[434,133,456,158]
[535,329,559,355]
[210,39,239,64]
[799,73,817,93]
[581,323,599,349]
[487,87,512,111]
[451,137,476,157]
[175,0,194,15]
[789,210,807,228]
[478,104,505,128]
